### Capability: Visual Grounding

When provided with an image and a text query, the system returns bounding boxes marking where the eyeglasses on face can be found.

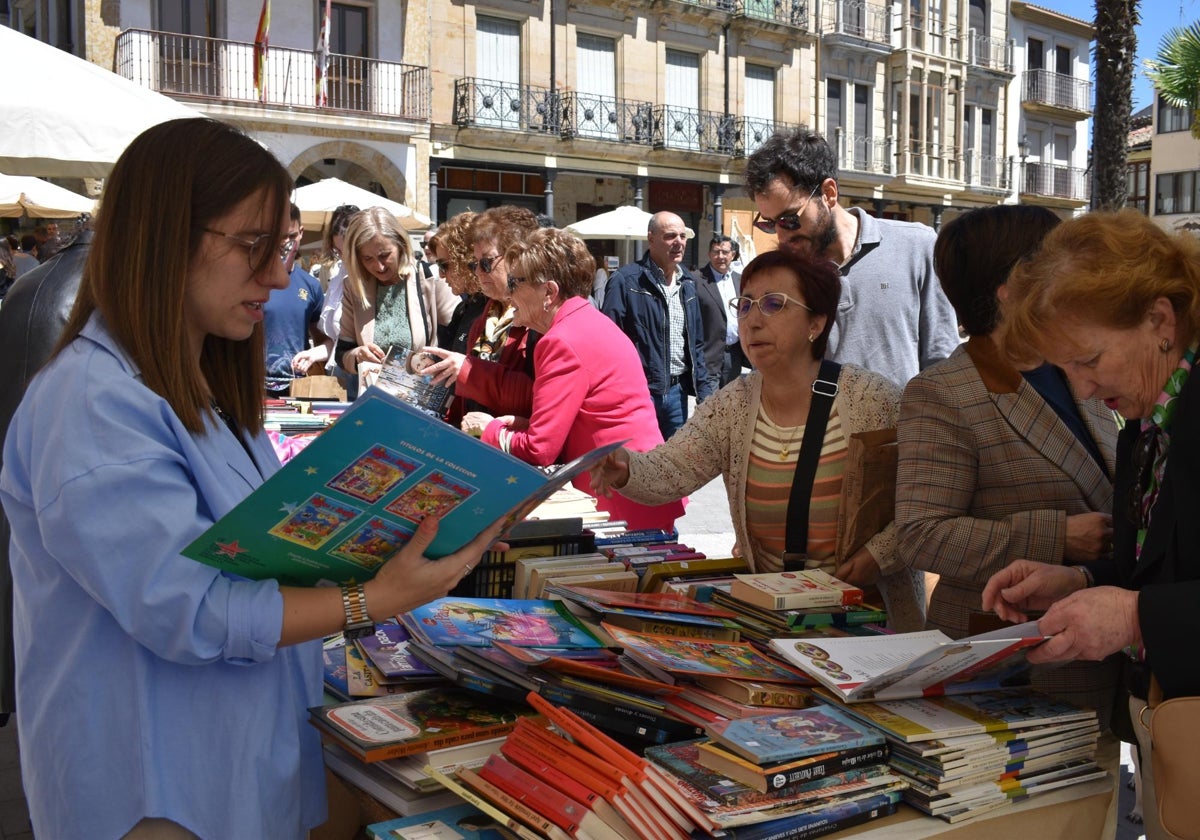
[205,229,296,269]
[506,274,529,293]
[468,254,501,274]
[435,260,451,272]
[729,292,813,319]
[751,184,822,234]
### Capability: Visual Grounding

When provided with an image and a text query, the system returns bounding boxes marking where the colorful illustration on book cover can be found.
[269,493,362,549]
[385,471,476,523]
[330,517,414,571]
[411,599,602,648]
[605,625,802,681]
[326,445,420,503]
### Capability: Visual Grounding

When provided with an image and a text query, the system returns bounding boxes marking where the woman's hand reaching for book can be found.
[420,346,466,387]
[589,448,630,497]
[981,559,1080,624]
[834,546,880,587]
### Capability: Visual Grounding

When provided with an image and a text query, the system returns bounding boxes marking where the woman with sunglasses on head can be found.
[591,249,925,631]
[337,206,458,383]
[423,206,540,427]
[303,204,359,379]
[894,206,1122,727]
[471,228,681,529]
[983,211,1200,838]
[0,119,502,840]
[426,212,487,356]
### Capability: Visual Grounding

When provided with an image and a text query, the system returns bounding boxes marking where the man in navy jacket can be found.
[602,211,715,439]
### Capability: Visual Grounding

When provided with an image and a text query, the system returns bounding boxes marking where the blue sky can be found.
[1046,0,1199,110]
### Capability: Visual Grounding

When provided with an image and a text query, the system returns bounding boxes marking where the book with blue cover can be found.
[705,705,887,765]
[181,387,620,586]
[404,597,604,648]
[367,802,510,839]
[356,622,438,679]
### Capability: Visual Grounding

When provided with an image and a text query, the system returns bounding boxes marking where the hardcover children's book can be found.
[602,623,805,684]
[703,705,887,765]
[729,570,864,611]
[769,622,1048,703]
[405,597,605,648]
[182,388,621,586]
[308,686,529,763]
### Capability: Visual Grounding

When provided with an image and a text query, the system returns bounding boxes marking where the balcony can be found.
[1020,161,1089,204]
[831,130,893,175]
[560,92,654,145]
[965,31,1014,75]
[893,14,959,57]
[653,105,736,154]
[453,78,558,134]
[1021,69,1091,118]
[963,150,1011,192]
[896,141,960,181]
[819,0,890,49]
[734,116,801,157]
[113,29,429,120]
[736,0,809,29]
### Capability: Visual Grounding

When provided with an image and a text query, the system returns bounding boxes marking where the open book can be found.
[183,387,620,586]
[372,346,453,418]
[768,622,1047,703]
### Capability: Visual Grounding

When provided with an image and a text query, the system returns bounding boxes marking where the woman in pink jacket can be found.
[462,228,682,531]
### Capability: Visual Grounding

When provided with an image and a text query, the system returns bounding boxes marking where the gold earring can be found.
[808,334,815,343]
[1161,337,1173,353]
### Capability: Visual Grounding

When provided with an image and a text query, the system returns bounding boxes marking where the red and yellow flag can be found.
[253,0,270,102]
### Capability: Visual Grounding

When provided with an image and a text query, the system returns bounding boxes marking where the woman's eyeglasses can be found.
[751,185,821,234]
[729,293,813,319]
[435,260,450,272]
[205,229,296,269]
[468,254,501,274]
[1127,425,1163,529]
[506,275,531,293]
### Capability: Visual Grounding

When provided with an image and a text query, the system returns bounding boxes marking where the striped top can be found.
[744,404,848,573]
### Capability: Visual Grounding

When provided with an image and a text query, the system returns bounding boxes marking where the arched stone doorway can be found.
[287,141,409,204]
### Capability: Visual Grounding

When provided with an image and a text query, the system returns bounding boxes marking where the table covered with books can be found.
[186,392,1117,840]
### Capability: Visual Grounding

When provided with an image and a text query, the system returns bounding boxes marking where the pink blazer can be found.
[483,297,682,530]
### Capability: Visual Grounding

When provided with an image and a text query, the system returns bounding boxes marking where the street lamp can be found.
[1017,134,1030,195]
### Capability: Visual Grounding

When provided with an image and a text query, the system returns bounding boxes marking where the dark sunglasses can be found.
[435,260,450,272]
[1127,425,1162,529]
[506,275,527,293]
[468,254,501,274]
[751,184,821,234]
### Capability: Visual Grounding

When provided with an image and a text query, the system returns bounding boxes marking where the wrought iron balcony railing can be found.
[1021,161,1089,202]
[453,78,558,134]
[831,129,893,175]
[898,141,960,181]
[113,29,429,119]
[652,105,736,154]
[966,31,1013,73]
[962,149,1011,191]
[737,0,809,29]
[559,92,654,145]
[1022,69,1091,113]
[819,0,889,43]
[734,116,800,157]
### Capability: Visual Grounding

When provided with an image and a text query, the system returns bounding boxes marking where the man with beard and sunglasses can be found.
[744,129,959,386]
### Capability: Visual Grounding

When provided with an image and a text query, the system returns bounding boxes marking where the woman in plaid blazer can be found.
[895,205,1122,723]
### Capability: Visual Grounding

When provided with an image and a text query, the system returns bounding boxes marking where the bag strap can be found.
[783,359,841,572]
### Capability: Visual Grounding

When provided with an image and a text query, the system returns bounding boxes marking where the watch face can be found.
[344,623,375,639]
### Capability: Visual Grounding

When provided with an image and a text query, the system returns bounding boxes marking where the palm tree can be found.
[1092,0,1140,210]
[1145,21,1200,137]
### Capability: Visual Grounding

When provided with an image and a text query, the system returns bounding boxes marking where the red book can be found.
[478,754,626,840]
[502,740,635,839]
[454,766,571,840]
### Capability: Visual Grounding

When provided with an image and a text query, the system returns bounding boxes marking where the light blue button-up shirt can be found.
[0,316,326,839]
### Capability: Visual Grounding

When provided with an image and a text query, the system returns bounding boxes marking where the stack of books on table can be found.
[768,621,1107,822]
[709,570,889,644]
[646,704,905,837]
[310,685,538,818]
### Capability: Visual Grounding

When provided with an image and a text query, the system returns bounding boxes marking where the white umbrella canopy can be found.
[564,205,695,241]
[293,178,431,234]
[0,27,202,178]
[0,172,96,218]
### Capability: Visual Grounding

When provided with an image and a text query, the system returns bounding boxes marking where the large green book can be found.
[183,387,619,586]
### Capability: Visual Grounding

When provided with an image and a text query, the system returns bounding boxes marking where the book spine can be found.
[478,755,587,836]
[454,766,568,840]
[422,765,542,840]
[697,743,890,792]
[609,616,741,642]
[536,683,702,741]
[350,719,518,762]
